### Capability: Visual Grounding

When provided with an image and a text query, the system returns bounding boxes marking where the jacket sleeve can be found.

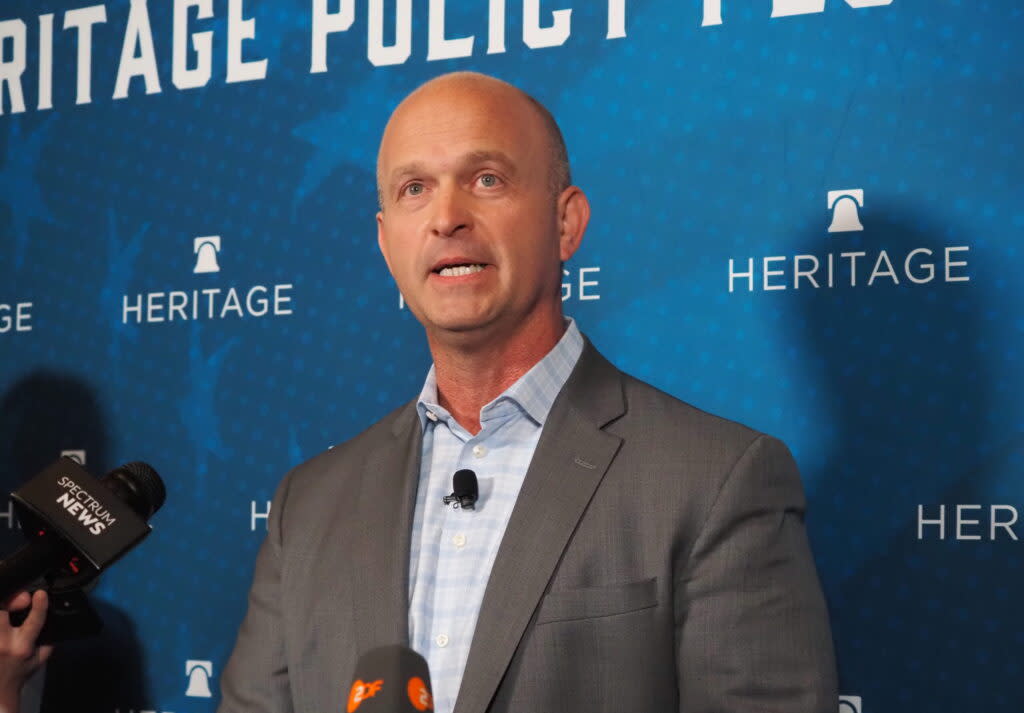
[218,469,296,713]
[675,434,838,712]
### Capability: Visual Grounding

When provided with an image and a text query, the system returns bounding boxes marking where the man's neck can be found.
[427,314,567,435]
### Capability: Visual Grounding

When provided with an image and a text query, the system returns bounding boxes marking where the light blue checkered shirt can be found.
[408,319,584,713]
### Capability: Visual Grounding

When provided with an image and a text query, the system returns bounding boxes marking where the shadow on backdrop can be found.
[0,371,151,712]
[789,203,1021,710]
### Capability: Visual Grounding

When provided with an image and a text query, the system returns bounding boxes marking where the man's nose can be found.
[430,183,471,237]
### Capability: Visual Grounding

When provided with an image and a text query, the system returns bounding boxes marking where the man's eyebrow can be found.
[387,151,518,185]
[387,161,429,185]
[461,150,517,171]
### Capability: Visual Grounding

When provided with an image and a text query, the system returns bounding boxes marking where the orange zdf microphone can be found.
[347,645,434,712]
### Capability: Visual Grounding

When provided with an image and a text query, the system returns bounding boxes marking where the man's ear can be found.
[557,186,590,262]
[376,211,392,272]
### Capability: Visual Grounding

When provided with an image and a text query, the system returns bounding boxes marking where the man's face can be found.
[376,80,578,345]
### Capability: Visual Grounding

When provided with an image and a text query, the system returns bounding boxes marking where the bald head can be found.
[376,72,571,208]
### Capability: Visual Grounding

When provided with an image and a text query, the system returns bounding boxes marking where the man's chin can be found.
[422,314,503,342]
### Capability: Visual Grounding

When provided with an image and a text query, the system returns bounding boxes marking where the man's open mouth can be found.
[435,263,487,277]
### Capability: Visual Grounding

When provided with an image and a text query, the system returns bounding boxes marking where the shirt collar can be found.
[416,318,584,431]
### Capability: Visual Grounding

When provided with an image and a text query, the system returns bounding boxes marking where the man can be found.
[220,71,837,713]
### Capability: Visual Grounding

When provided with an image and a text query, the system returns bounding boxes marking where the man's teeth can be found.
[438,264,485,277]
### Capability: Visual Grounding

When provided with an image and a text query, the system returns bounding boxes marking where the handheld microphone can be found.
[442,469,478,510]
[0,457,166,602]
[346,645,434,712]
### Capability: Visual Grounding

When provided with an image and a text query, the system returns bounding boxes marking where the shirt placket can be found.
[429,417,492,711]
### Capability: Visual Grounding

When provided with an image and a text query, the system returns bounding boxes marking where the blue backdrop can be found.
[2,1,1021,710]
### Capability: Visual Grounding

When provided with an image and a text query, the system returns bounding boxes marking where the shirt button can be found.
[435,634,449,648]
[452,533,467,548]
[472,445,488,458]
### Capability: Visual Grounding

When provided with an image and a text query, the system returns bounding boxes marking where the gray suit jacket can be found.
[219,341,837,712]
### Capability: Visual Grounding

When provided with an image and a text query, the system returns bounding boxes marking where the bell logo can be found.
[827,189,864,233]
[839,695,862,713]
[184,659,213,698]
[407,676,433,711]
[347,679,383,712]
[193,236,222,273]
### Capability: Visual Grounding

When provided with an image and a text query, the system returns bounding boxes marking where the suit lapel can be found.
[351,404,422,653]
[453,343,626,713]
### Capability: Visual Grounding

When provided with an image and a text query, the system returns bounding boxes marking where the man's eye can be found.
[405,183,424,196]
[478,174,499,188]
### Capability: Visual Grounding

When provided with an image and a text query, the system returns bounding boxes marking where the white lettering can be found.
[708,0,892,28]
[38,14,54,111]
[917,504,945,540]
[523,0,571,49]
[0,499,16,529]
[702,0,723,26]
[841,251,866,286]
[247,285,268,316]
[123,294,143,324]
[251,500,271,531]
[991,505,1019,541]
[113,0,162,99]
[173,0,214,90]
[904,248,934,284]
[956,504,982,541]
[311,0,354,73]
[427,0,474,61]
[0,20,27,115]
[368,0,412,67]
[220,287,244,318]
[793,254,820,289]
[867,249,898,286]
[274,284,294,315]
[226,0,267,83]
[771,0,825,19]
[607,0,626,38]
[169,291,189,320]
[201,287,220,318]
[578,267,600,300]
[63,5,108,105]
[0,302,26,333]
[146,291,166,322]
[945,246,970,282]
[487,0,506,53]
[123,284,293,323]
[728,258,754,293]
[763,256,786,291]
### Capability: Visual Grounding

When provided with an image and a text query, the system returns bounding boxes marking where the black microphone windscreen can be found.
[347,645,433,712]
[100,461,166,519]
[452,469,477,498]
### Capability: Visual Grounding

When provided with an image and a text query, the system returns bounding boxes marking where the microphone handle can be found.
[0,537,65,602]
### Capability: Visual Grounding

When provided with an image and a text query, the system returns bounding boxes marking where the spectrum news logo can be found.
[121,234,294,324]
[727,187,971,292]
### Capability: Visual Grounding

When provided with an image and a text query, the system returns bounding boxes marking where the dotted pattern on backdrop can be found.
[1,0,1023,710]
